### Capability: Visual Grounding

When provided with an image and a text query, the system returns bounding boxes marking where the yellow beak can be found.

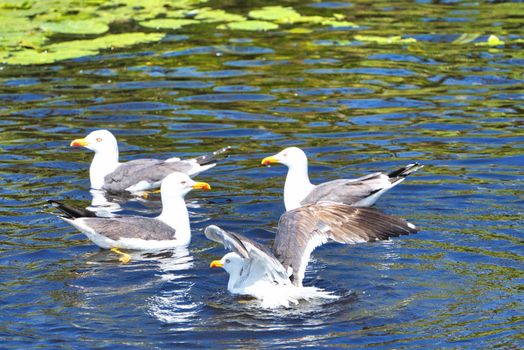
[210,260,223,268]
[192,182,211,191]
[261,155,279,166]
[70,138,89,147]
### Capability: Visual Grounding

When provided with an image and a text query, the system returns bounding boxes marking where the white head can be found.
[160,172,211,200]
[156,172,211,238]
[261,147,308,168]
[210,252,245,278]
[70,129,119,155]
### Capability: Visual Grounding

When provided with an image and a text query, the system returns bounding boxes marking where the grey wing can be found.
[301,173,389,206]
[204,225,290,283]
[104,159,201,192]
[273,202,417,286]
[82,216,177,241]
[160,159,203,175]
[103,159,164,192]
[205,225,251,258]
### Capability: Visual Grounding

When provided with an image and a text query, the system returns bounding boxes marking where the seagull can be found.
[261,147,423,211]
[49,172,210,262]
[70,129,229,194]
[206,202,417,308]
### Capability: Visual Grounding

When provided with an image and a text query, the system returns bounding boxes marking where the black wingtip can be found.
[355,208,419,240]
[47,200,97,219]
[195,146,232,165]
[387,162,424,178]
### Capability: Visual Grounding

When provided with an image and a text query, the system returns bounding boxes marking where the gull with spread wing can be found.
[207,202,417,308]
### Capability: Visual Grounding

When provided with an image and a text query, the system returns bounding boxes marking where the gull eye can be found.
[96,138,103,142]
[181,181,187,185]
[225,259,230,264]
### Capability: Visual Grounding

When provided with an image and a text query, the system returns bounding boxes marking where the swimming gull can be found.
[206,202,417,308]
[261,147,423,211]
[71,129,229,194]
[49,172,210,262]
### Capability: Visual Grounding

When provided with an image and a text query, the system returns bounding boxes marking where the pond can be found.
[0,0,523,348]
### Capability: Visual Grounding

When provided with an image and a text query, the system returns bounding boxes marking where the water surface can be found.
[1,0,523,348]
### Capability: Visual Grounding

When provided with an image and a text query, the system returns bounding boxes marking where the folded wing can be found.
[76,216,178,241]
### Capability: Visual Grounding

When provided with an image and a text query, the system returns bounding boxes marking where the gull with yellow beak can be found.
[49,172,211,262]
[261,147,423,211]
[71,129,229,194]
[207,202,417,308]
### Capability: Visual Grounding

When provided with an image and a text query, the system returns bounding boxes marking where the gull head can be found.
[261,147,307,168]
[210,252,245,277]
[161,172,211,198]
[70,129,118,154]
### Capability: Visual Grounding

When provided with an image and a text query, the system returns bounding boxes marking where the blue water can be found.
[1,0,523,348]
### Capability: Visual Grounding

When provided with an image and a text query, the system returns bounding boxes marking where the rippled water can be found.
[1,1,523,348]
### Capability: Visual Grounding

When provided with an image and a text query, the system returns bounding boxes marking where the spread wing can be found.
[204,225,291,285]
[273,202,417,286]
[79,216,177,241]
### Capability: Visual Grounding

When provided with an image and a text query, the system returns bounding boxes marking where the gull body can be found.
[261,147,423,211]
[71,129,229,193]
[50,172,210,250]
[207,202,417,308]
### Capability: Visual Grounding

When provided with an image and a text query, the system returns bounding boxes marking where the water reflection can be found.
[87,189,122,216]
[144,248,200,325]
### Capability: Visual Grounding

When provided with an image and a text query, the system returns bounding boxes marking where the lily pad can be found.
[286,28,314,34]
[195,8,245,22]
[17,33,48,49]
[219,20,279,31]
[46,32,165,52]
[139,18,198,30]
[0,16,36,33]
[2,32,166,65]
[247,5,350,26]
[323,20,358,28]
[248,6,301,23]
[40,19,109,35]
[3,48,99,65]
[354,35,417,45]
[164,10,187,19]
[0,0,33,10]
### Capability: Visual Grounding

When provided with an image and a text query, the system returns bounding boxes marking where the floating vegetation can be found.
[139,19,199,30]
[218,20,279,32]
[2,33,165,65]
[40,19,110,35]
[475,35,505,46]
[248,6,303,23]
[0,1,507,65]
[354,35,417,45]
[194,8,245,23]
